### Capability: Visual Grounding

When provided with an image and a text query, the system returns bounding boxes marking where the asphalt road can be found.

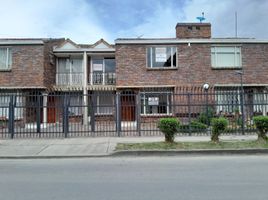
[0,156,268,200]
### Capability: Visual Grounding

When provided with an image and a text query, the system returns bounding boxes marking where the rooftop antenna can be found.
[235,11,238,38]
[137,34,144,38]
[196,12,205,23]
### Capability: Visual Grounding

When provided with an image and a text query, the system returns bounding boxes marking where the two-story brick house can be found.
[115,23,268,121]
[0,38,64,125]
[52,38,116,125]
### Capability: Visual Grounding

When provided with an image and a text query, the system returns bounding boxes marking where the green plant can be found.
[211,117,228,142]
[179,121,207,133]
[253,116,268,141]
[198,107,214,125]
[235,117,243,126]
[158,118,180,143]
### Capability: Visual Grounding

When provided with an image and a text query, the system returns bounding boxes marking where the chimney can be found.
[176,23,211,39]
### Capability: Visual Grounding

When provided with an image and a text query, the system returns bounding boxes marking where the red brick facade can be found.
[0,39,64,89]
[176,23,211,39]
[115,43,268,89]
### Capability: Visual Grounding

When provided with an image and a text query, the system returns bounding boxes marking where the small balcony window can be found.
[56,57,83,85]
[90,58,115,85]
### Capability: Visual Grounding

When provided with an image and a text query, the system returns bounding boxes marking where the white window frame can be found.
[147,46,177,68]
[141,90,173,116]
[253,90,268,116]
[211,45,242,69]
[0,47,12,70]
[56,57,83,85]
[90,57,115,85]
[0,93,23,120]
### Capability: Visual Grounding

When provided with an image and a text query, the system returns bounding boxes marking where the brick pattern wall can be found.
[0,45,45,88]
[43,39,65,87]
[116,43,268,88]
[176,23,211,39]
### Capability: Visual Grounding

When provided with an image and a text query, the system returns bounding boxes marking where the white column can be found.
[43,93,48,124]
[83,51,88,125]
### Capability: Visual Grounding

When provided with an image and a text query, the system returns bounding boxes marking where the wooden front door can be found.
[47,96,56,123]
[121,92,136,121]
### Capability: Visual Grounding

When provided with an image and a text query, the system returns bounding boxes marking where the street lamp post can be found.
[203,83,210,126]
[235,71,245,135]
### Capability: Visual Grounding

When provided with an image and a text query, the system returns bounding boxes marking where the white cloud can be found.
[116,0,268,39]
[182,0,268,39]
[0,0,111,43]
[0,0,268,43]
[116,2,184,38]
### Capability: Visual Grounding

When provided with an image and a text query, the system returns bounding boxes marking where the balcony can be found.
[89,72,116,85]
[56,72,83,86]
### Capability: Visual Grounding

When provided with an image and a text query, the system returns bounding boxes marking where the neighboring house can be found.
[52,38,116,124]
[0,38,64,124]
[115,23,268,121]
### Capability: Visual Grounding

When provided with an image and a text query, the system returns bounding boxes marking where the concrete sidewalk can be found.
[0,135,258,158]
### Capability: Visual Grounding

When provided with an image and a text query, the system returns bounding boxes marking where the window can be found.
[141,89,172,115]
[95,92,114,114]
[253,91,268,115]
[57,57,83,85]
[0,93,23,119]
[91,58,115,85]
[215,89,241,114]
[0,48,12,70]
[68,94,83,116]
[147,47,177,68]
[211,46,241,68]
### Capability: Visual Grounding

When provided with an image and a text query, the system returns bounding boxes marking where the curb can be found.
[0,154,110,159]
[1,149,268,159]
[111,149,268,156]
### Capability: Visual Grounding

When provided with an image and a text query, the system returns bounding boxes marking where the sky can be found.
[0,0,268,44]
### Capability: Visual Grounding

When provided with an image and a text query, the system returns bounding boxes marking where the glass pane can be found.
[147,47,177,68]
[0,48,7,69]
[98,94,113,114]
[147,48,152,67]
[8,49,12,68]
[217,53,235,67]
[58,58,69,73]
[71,58,83,73]
[217,47,235,53]
[104,59,115,72]
[92,59,103,71]
[172,47,177,67]
[68,94,82,116]
[211,53,216,66]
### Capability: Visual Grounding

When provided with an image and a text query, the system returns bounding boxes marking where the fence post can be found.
[116,92,121,137]
[62,94,69,138]
[136,92,141,136]
[240,90,245,135]
[90,93,95,137]
[36,95,41,134]
[187,93,192,136]
[8,95,15,139]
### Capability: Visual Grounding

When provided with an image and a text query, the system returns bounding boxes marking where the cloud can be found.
[116,1,185,38]
[0,0,111,43]
[180,0,268,38]
[114,0,268,39]
[0,0,268,43]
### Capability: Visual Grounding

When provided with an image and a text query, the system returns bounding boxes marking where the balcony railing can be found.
[56,73,83,86]
[56,72,116,86]
[89,72,116,85]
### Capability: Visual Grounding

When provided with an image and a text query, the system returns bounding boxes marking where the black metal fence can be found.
[0,90,267,139]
